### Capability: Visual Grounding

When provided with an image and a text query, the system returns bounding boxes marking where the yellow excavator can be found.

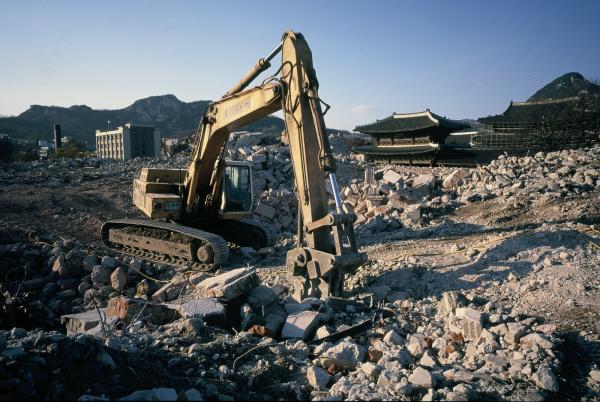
[102,31,365,299]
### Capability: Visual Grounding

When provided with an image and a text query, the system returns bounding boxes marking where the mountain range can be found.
[0,95,285,147]
[2,72,598,147]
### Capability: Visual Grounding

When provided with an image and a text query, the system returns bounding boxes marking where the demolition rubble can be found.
[1,134,600,400]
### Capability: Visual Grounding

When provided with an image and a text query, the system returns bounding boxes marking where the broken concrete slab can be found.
[196,267,259,300]
[60,308,107,336]
[106,297,178,325]
[383,170,402,185]
[443,168,469,189]
[247,285,278,309]
[321,338,366,369]
[409,366,435,388]
[306,365,330,390]
[176,298,226,325]
[152,274,209,302]
[281,310,320,341]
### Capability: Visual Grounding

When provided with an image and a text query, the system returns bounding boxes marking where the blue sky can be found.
[1,0,599,130]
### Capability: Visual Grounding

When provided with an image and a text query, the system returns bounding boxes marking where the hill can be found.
[528,72,600,102]
[0,94,285,148]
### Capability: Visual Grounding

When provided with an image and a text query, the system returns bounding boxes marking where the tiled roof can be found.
[355,110,469,135]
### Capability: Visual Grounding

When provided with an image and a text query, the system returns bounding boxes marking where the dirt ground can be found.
[1,156,600,400]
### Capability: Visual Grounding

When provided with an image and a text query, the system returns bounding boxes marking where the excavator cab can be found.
[219,160,254,217]
[132,160,254,220]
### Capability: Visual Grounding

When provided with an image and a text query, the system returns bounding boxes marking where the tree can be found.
[52,139,90,159]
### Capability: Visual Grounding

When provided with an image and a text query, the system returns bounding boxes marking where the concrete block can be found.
[413,174,436,190]
[263,302,287,333]
[106,297,178,325]
[383,170,402,184]
[460,308,483,341]
[196,267,259,300]
[366,198,382,210]
[247,285,278,309]
[409,367,435,388]
[176,298,225,325]
[281,310,320,341]
[61,309,107,336]
[443,168,468,189]
[321,339,366,369]
[307,365,330,390]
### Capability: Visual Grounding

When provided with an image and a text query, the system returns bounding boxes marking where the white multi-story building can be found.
[96,123,161,160]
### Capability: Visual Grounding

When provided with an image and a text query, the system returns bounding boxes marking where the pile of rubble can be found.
[4,225,599,400]
[339,146,600,235]
[226,131,367,235]
[0,226,182,331]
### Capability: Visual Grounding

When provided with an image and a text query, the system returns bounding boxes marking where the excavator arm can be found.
[183,31,365,298]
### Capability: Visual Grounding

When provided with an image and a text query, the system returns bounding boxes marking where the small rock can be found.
[101,256,117,269]
[321,338,366,369]
[532,366,559,392]
[91,265,111,285]
[83,254,97,273]
[377,368,399,388]
[119,388,178,401]
[52,253,70,276]
[383,330,404,346]
[10,327,26,339]
[361,362,382,378]
[307,365,330,390]
[419,351,438,368]
[110,267,128,292]
[182,388,203,401]
[409,366,435,388]
[505,322,527,345]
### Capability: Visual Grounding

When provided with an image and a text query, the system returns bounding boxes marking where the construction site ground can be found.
[1,151,600,400]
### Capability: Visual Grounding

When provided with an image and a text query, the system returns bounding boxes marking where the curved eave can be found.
[352,144,440,156]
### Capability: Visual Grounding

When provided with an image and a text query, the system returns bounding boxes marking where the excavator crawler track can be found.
[205,218,278,250]
[101,219,229,271]
[237,218,278,247]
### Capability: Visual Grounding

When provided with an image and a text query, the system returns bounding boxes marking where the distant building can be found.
[96,124,160,160]
[352,110,468,164]
[163,138,179,147]
[474,96,600,150]
[478,97,582,126]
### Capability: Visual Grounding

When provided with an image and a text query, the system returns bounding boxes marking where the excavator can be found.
[101,31,365,299]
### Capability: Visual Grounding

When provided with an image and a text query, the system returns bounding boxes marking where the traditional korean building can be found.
[352,110,469,164]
